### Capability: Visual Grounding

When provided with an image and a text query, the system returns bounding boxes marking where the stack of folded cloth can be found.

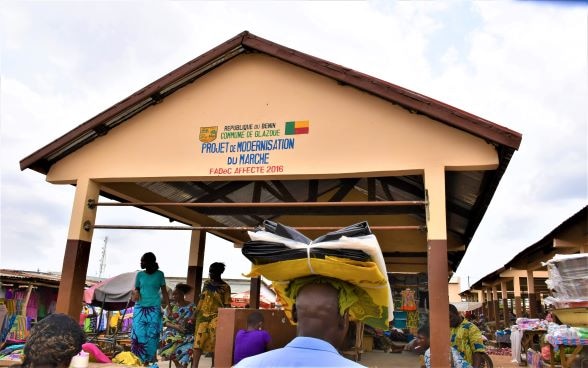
[242,221,393,330]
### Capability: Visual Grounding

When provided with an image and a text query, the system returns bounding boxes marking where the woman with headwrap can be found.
[191,262,231,368]
[131,252,170,365]
[19,313,85,368]
[160,283,196,368]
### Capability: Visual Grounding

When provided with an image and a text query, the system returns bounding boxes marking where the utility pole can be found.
[98,236,108,278]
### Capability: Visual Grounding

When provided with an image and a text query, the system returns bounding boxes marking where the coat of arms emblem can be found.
[199,126,218,143]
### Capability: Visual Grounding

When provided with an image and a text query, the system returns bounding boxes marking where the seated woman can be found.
[417,322,472,368]
[160,283,197,368]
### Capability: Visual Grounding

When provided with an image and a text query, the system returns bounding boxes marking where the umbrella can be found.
[84,271,138,311]
[451,301,483,312]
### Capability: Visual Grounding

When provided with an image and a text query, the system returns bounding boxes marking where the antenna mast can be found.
[98,236,108,278]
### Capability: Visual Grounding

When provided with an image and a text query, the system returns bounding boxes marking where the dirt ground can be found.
[360,350,520,368]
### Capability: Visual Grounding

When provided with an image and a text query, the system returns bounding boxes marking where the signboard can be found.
[199,120,309,175]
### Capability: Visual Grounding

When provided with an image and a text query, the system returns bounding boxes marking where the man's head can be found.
[140,252,159,274]
[247,311,265,330]
[293,282,349,349]
[172,283,192,303]
[449,304,462,328]
[416,322,430,350]
[23,313,85,368]
[209,262,225,281]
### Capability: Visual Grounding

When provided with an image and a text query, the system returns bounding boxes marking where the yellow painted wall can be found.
[47,53,498,184]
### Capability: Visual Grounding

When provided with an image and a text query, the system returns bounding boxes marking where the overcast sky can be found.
[1,1,586,290]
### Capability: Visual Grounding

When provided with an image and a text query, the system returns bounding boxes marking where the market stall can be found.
[513,253,588,367]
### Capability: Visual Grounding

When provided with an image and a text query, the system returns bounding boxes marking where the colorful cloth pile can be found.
[242,221,392,330]
[0,343,24,362]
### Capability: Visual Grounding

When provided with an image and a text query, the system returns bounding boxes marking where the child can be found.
[233,311,271,365]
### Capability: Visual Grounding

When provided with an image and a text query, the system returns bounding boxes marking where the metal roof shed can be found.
[20,31,521,366]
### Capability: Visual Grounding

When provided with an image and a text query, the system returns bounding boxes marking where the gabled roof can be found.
[469,205,587,289]
[18,31,524,273]
[20,30,521,174]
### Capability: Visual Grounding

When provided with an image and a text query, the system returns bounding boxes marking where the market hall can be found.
[19,31,521,367]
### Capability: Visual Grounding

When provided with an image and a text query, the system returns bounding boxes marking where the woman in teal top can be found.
[131,252,170,365]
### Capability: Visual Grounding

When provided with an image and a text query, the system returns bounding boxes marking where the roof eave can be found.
[20,30,522,174]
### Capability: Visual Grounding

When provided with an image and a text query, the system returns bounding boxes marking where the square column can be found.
[526,270,537,318]
[56,178,99,318]
[492,286,500,327]
[425,165,450,368]
[513,276,522,317]
[501,281,509,327]
[486,288,494,321]
[187,230,206,303]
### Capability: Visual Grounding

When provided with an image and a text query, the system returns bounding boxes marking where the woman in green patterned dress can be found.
[191,262,231,368]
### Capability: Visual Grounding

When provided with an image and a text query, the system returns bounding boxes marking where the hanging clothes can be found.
[401,288,416,311]
[407,311,419,329]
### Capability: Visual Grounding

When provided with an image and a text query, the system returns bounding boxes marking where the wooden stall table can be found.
[341,321,365,362]
[520,329,547,365]
[547,335,588,368]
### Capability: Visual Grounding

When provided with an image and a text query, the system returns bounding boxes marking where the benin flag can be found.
[285,120,309,135]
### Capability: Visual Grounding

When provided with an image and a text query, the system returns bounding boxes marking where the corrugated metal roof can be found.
[0,269,99,287]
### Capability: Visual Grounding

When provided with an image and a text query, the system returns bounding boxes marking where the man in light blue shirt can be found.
[234,282,364,367]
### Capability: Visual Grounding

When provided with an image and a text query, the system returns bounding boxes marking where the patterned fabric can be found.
[160,302,196,367]
[131,305,162,363]
[547,334,588,350]
[193,280,231,352]
[281,275,387,329]
[247,230,393,325]
[424,347,473,368]
[450,319,486,365]
[407,311,419,329]
[245,255,389,329]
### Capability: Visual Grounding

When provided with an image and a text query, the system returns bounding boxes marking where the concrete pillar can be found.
[187,230,206,303]
[527,270,537,318]
[487,288,494,321]
[501,281,509,327]
[249,276,261,309]
[425,165,450,368]
[513,276,522,317]
[481,289,487,319]
[56,178,99,319]
[492,286,500,327]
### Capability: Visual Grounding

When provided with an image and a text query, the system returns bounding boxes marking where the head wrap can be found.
[283,276,386,328]
[23,313,85,367]
[244,222,392,329]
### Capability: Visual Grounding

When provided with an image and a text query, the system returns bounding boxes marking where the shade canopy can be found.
[84,271,138,310]
[451,301,483,312]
